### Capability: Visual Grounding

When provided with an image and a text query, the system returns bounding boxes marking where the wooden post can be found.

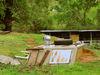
[27,48,43,66]
[70,47,77,64]
[27,50,39,66]
[39,50,50,66]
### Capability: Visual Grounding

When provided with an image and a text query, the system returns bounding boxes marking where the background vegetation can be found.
[0,0,100,32]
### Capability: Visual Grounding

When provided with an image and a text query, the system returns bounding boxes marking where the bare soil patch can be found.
[25,38,35,48]
[79,48,100,63]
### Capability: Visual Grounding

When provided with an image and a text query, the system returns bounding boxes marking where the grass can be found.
[0,32,100,75]
[0,61,100,75]
[0,32,44,57]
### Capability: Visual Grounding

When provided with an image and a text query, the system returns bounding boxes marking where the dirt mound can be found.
[25,38,35,48]
[78,48,99,63]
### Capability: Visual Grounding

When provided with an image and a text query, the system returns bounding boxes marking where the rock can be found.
[11,59,20,65]
[0,55,20,65]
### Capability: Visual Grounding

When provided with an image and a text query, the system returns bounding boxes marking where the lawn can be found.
[0,32,100,75]
[0,32,44,57]
[0,61,100,75]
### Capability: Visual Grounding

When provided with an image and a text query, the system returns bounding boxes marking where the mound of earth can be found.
[25,38,35,48]
[78,48,100,63]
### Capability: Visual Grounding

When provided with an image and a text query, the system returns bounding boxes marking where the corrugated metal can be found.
[41,30,100,33]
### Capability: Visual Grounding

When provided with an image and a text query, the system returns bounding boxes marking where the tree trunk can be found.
[83,10,86,26]
[3,8,12,31]
[2,0,13,31]
[96,9,100,29]
[4,24,12,31]
[83,7,88,26]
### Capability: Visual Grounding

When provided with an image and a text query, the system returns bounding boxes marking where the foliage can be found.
[0,0,5,19]
[0,0,52,32]
[0,0,100,32]
[52,0,99,29]
[12,0,53,32]
[89,43,100,50]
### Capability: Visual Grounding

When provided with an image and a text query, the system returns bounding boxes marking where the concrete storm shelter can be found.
[41,30,100,44]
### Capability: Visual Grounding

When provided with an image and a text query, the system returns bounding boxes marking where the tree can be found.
[0,0,13,31]
[0,0,51,32]
[0,0,99,31]
[96,9,100,29]
[78,0,98,26]
[53,0,99,29]
[52,0,82,29]
[29,0,52,32]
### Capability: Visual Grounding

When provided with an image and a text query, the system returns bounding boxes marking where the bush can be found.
[90,43,100,50]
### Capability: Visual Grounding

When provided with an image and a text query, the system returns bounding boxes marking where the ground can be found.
[0,32,100,75]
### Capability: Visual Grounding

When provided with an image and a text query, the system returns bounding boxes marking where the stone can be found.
[0,55,20,65]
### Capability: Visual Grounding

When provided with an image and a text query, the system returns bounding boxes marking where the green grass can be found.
[0,32,44,57]
[0,61,100,75]
[0,32,100,75]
